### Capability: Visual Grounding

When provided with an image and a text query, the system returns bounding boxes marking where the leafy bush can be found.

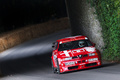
[88,0,120,61]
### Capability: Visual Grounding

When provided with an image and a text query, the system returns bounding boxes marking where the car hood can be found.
[58,47,96,58]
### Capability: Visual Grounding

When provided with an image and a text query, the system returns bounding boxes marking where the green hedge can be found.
[88,0,120,61]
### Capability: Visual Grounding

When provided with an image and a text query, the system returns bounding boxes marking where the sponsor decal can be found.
[80,63,86,65]
[62,47,95,57]
[63,50,70,57]
[84,47,95,52]
[62,67,68,71]
[72,49,85,53]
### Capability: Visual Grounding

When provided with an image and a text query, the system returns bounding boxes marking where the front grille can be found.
[82,60,85,63]
[78,61,81,63]
[85,62,97,67]
[68,66,78,70]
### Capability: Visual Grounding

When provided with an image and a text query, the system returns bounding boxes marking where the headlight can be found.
[88,58,98,62]
[89,53,98,56]
[63,57,72,61]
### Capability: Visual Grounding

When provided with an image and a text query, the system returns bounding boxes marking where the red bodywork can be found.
[51,36,101,73]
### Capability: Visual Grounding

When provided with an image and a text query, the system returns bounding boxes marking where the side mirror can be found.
[52,45,55,48]
[52,42,55,48]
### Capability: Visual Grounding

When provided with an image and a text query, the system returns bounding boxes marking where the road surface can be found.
[0,29,120,80]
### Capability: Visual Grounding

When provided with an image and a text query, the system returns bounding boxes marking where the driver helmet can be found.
[78,41,85,47]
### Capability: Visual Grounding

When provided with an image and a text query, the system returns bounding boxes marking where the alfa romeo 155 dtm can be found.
[51,35,101,74]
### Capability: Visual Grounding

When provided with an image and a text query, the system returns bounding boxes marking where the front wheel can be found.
[51,58,61,74]
[51,59,56,73]
[56,59,60,74]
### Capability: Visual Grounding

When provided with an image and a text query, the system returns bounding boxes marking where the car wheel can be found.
[56,59,61,74]
[51,60,56,73]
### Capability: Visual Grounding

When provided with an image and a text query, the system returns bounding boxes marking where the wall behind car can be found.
[0,17,69,52]
[88,0,120,61]
[0,0,67,33]
[66,0,104,52]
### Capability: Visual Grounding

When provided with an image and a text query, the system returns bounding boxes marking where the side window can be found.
[54,42,58,50]
[52,42,58,50]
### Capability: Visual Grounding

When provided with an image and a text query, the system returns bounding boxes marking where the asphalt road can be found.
[0,29,120,80]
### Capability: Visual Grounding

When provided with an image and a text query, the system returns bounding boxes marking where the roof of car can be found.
[57,35,88,43]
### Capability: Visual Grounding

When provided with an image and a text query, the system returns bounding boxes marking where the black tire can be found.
[51,59,56,73]
[56,59,61,74]
[51,59,61,74]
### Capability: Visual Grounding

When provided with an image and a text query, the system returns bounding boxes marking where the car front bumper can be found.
[59,57,101,73]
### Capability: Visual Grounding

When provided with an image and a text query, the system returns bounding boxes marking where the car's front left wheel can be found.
[51,60,57,73]
[51,59,61,74]
[56,59,60,74]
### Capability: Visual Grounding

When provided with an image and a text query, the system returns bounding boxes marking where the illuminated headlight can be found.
[89,53,97,56]
[88,58,98,62]
[63,57,72,61]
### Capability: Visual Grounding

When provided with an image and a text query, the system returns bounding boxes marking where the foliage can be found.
[88,0,120,61]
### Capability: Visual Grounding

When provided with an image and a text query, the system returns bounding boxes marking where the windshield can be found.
[58,40,93,51]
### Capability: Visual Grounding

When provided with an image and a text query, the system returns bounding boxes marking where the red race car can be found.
[51,35,101,74]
